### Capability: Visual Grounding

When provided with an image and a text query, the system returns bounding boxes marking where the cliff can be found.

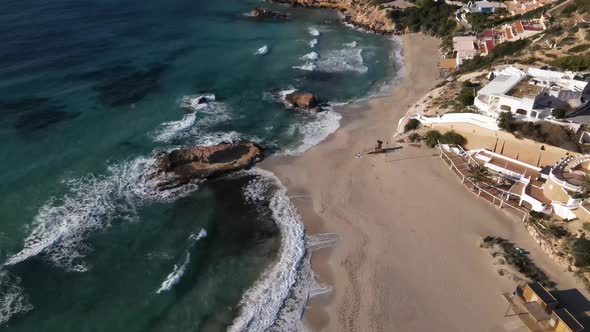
[271,0,398,34]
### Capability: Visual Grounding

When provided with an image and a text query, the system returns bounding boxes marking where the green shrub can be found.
[440,130,467,146]
[392,0,458,38]
[404,118,421,132]
[569,44,590,53]
[552,107,567,119]
[572,237,590,267]
[408,132,422,142]
[424,130,442,148]
[498,112,517,132]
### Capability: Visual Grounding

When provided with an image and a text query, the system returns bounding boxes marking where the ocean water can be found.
[0,0,399,330]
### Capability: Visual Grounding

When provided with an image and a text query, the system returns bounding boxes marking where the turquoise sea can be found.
[0,0,400,330]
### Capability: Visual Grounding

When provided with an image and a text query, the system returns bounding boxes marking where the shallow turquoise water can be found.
[0,0,399,330]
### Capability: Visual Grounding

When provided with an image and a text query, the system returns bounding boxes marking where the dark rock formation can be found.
[251,7,288,19]
[153,142,264,190]
[285,91,320,109]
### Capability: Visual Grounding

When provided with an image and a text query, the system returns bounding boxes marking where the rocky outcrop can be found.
[270,0,397,34]
[153,142,263,190]
[525,223,578,271]
[285,91,320,109]
[251,7,288,19]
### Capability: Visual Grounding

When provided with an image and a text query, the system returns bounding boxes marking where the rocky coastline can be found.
[269,0,399,35]
[151,142,264,190]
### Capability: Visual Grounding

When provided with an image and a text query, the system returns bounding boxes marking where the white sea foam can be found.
[154,113,197,142]
[254,45,269,55]
[307,27,320,37]
[292,62,317,72]
[156,253,190,294]
[317,48,367,73]
[189,228,208,242]
[154,98,233,143]
[344,41,357,48]
[4,156,200,271]
[300,52,318,61]
[308,39,317,48]
[179,94,216,112]
[282,109,342,156]
[0,270,33,325]
[228,169,306,332]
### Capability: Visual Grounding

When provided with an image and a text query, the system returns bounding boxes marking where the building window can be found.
[530,111,538,118]
[516,109,528,116]
[500,105,512,111]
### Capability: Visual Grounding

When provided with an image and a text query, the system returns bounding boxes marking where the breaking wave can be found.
[156,253,191,294]
[4,157,200,272]
[300,52,318,61]
[317,48,367,73]
[228,168,306,332]
[308,39,317,48]
[282,109,342,156]
[154,96,233,143]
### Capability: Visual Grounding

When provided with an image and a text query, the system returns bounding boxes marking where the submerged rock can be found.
[251,7,288,19]
[285,91,320,109]
[153,142,264,190]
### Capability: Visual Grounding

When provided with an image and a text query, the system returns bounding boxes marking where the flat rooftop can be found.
[507,81,544,98]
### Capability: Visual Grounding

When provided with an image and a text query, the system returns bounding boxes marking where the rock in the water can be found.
[251,7,288,19]
[153,142,264,190]
[285,91,320,109]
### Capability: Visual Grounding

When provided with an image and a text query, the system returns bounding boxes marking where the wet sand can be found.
[260,33,587,331]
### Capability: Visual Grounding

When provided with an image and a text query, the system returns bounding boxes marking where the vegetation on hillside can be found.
[388,0,458,43]
[456,40,530,74]
[424,130,467,148]
[497,112,580,150]
[551,52,590,71]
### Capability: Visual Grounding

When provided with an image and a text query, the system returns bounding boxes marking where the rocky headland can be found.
[270,0,398,34]
[152,142,264,190]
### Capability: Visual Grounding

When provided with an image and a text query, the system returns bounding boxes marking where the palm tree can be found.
[468,164,491,189]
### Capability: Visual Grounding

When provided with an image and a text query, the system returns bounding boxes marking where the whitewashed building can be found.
[474,66,590,121]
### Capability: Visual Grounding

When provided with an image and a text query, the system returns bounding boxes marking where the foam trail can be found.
[154,113,196,142]
[344,41,357,48]
[0,270,33,325]
[254,45,269,55]
[300,52,318,61]
[228,169,306,332]
[307,27,320,36]
[189,228,208,242]
[292,62,316,72]
[156,253,190,294]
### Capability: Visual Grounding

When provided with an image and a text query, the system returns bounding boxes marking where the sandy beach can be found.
[261,33,588,331]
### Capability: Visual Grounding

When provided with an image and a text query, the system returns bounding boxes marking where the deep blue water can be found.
[0,0,398,330]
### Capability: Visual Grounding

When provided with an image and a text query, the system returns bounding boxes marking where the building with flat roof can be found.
[453,36,478,66]
[474,66,590,121]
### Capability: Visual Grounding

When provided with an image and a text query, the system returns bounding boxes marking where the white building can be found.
[474,66,590,121]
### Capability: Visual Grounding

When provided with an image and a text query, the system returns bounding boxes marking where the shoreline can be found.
[260,33,588,331]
